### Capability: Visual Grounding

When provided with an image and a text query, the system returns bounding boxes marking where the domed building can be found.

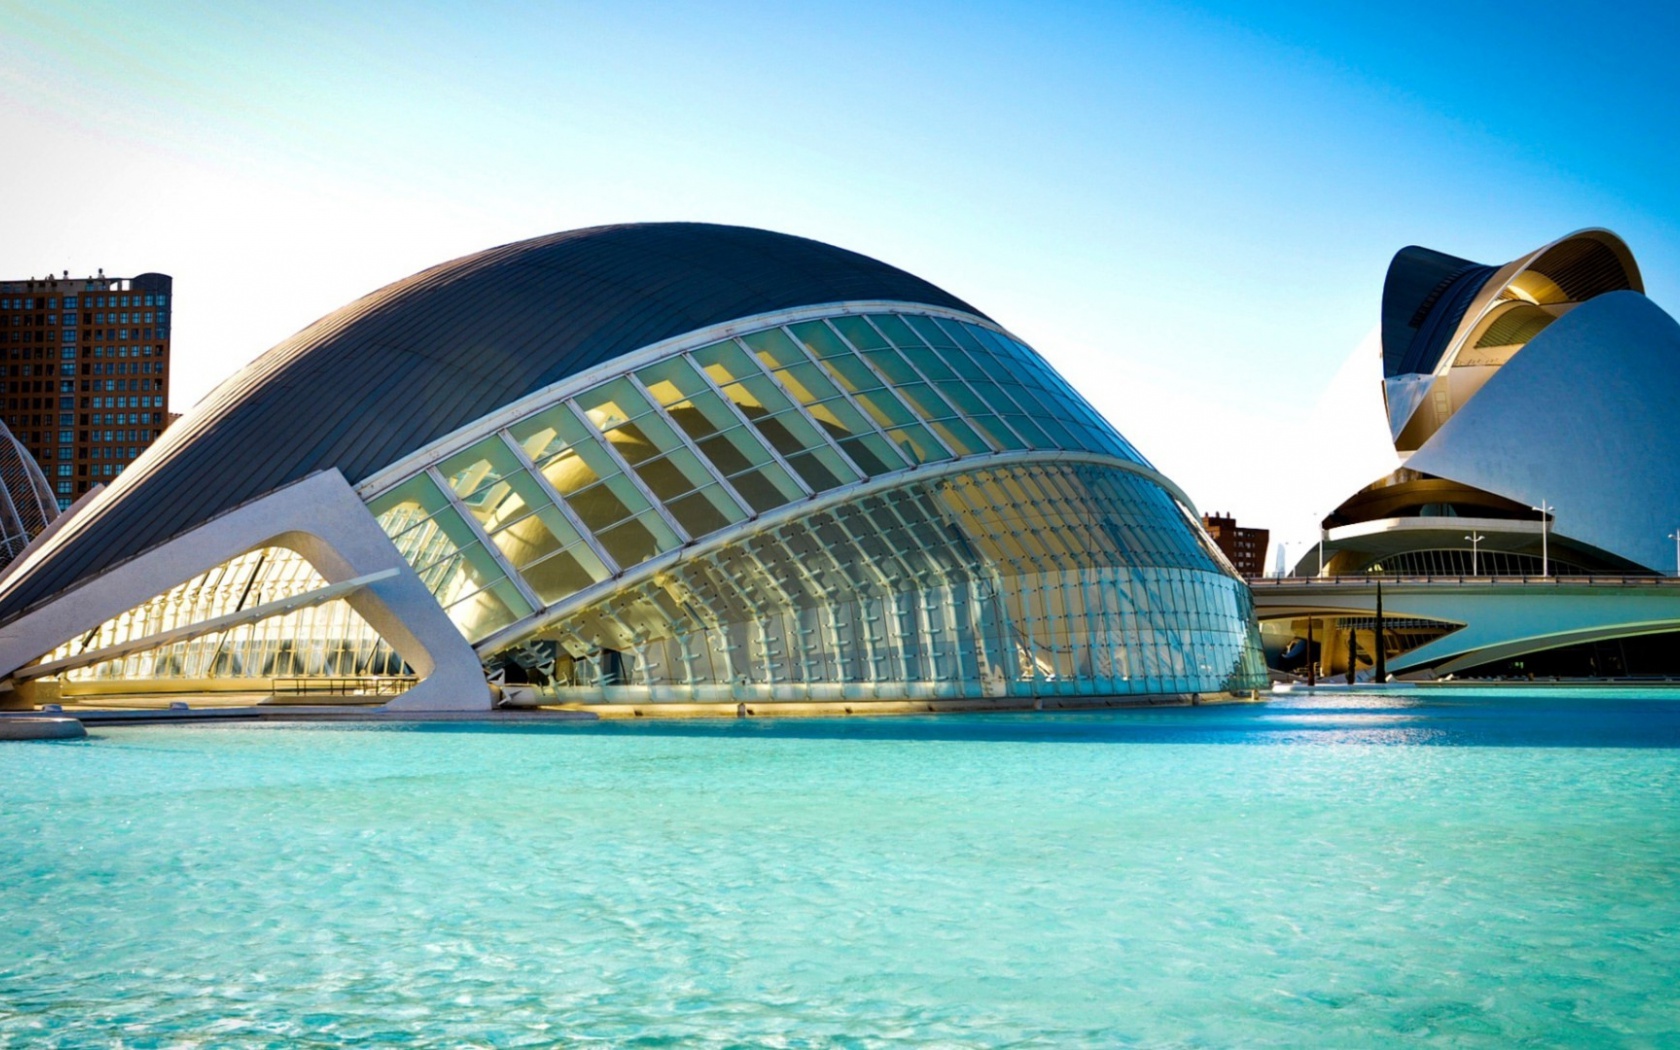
[1313,228,1669,579]
[1265,229,1680,678]
[0,223,1265,711]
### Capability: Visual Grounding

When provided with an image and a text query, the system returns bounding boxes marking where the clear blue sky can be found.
[2,0,1675,557]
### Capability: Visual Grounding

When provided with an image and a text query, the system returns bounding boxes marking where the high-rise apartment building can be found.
[0,271,171,510]
[1201,512,1269,578]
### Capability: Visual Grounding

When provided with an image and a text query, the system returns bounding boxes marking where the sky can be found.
[2,0,1676,567]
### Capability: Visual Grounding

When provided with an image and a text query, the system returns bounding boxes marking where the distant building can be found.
[1201,512,1269,577]
[0,271,172,511]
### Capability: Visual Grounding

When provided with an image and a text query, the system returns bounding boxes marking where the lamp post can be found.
[1372,568,1386,684]
[1318,527,1326,578]
[1464,531,1485,577]
[1306,615,1315,687]
[1531,500,1554,578]
[1670,530,1680,578]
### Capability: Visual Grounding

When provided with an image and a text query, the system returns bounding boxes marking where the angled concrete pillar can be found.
[0,470,488,711]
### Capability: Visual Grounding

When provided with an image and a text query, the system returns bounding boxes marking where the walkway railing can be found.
[271,676,417,697]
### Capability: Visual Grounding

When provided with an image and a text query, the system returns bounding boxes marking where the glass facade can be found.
[362,310,1167,631]
[501,461,1265,701]
[50,547,407,684]
[353,306,1266,699]
[49,306,1265,701]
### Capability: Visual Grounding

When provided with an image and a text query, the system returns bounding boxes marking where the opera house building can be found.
[1262,229,1680,678]
[0,224,1267,712]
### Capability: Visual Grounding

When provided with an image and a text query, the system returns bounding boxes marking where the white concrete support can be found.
[1251,577,1680,675]
[0,470,490,711]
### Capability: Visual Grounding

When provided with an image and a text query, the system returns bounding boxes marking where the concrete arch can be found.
[0,470,488,711]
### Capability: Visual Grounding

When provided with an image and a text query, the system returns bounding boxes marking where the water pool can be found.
[4,691,1679,1047]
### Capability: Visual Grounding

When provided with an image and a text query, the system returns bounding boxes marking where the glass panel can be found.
[867,313,926,349]
[687,349,803,453]
[929,417,990,456]
[445,579,522,641]
[751,412,815,459]
[883,421,949,466]
[520,548,608,605]
[728,464,801,514]
[667,484,738,536]
[598,516,664,568]
[787,320,853,360]
[1003,413,1053,448]
[739,327,806,369]
[575,376,652,430]
[828,314,890,351]
[937,317,992,356]
[818,352,887,396]
[858,348,923,387]
[766,358,844,407]
[783,448,849,491]
[695,428,768,475]
[509,403,595,468]
[490,512,565,569]
[853,389,922,431]
[638,448,735,515]
[636,357,706,406]
[637,359,738,436]
[438,435,523,499]
[899,343,958,383]
[462,476,529,531]
[409,508,479,574]
[837,433,903,476]
[940,389,1014,446]
[691,340,760,383]
[599,419,665,465]
[633,454,694,502]
[537,448,601,497]
[892,381,959,422]
[368,473,452,535]
[749,411,859,490]
[419,551,478,604]
[903,314,958,348]
[717,372,796,419]
[567,476,640,533]
[456,541,513,597]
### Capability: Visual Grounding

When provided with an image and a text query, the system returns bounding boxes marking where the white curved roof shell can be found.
[1406,291,1680,574]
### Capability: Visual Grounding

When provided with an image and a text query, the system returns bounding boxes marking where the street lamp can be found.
[1531,500,1554,578]
[1371,563,1386,684]
[1464,531,1485,576]
[1669,529,1680,578]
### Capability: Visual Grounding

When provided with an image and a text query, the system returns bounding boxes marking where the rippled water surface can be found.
[5,691,1680,1047]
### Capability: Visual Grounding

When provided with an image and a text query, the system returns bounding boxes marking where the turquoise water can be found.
[4,692,1680,1047]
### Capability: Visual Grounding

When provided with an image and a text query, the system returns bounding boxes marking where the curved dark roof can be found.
[1380,246,1494,378]
[1380,231,1641,380]
[0,223,984,622]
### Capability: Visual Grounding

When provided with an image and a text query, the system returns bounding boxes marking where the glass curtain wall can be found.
[51,546,408,685]
[363,309,1175,647]
[494,462,1266,701]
